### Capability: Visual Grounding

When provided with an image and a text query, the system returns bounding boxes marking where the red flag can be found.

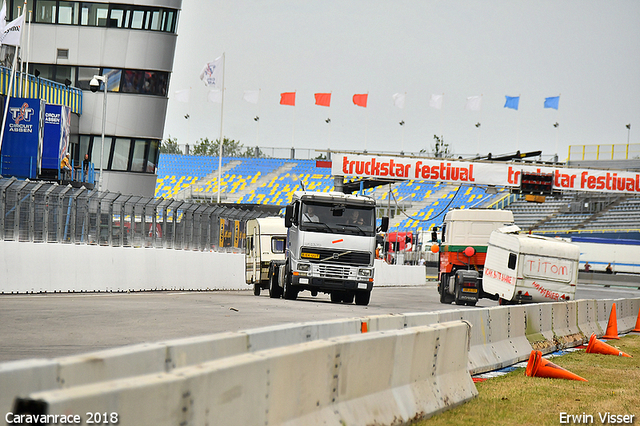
[353,94,368,108]
[314,93,331,107]
[280,92,296,106]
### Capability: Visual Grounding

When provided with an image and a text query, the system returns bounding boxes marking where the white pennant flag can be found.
[429,94,443,110]
[174,89,190,103]
[392,92,406,109]
[465,95,482,111]
[0,2,7,30]
[208,89,222,103]
[243,90,259,104]
[1,13,23,46]
[199,56,223,88]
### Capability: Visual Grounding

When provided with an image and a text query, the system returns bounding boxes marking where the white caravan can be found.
[245,217,287,295]
[483,226,580,304]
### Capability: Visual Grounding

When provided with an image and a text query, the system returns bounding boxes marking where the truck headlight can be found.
[298,263,310,272]
[358,268,372,277]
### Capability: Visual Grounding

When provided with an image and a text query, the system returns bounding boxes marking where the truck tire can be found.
[330,292,342,303]
[355,290,371,306]
[268,264,281,299]
[253,284,261,296]
[439,274,454,304]
[283,262,298,300]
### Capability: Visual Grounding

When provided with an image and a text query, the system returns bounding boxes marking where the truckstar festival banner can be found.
[331,153,640,195]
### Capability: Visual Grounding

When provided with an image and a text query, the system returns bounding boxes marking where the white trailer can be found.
[483,226,580,304]
[245,217,287,296]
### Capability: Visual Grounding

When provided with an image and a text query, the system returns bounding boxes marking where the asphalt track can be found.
[1,283,639,363]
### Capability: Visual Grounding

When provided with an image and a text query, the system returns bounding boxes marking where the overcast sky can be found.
[163,1,640,160]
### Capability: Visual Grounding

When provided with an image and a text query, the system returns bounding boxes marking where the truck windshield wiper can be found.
[301,221,333,232]
[337,223,366,235]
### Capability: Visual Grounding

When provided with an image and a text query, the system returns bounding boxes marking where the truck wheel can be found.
[283,263,298,300]
[439,274,454,304]
[355,290,371,306]
[330,292,342,303]
[253,284,261,296]
[268,264,281,299]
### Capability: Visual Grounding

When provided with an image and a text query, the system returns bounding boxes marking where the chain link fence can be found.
[0,177,278,252]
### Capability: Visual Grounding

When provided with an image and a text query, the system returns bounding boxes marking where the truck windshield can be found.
[300,202,375,236]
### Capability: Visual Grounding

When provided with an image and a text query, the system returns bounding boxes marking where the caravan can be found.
[483,226,580,304]
[245,217,287,296]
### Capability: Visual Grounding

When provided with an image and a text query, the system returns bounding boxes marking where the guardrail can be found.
[2,298,638,425]
[578,272,640,289]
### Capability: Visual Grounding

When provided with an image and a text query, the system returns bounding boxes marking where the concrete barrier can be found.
[0,242,425,293]
[576,299,602,338]
[524,303,556,351]
[13,322,476,426]
[551,301,585,346]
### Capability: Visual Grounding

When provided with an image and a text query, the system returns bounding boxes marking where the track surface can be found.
[1,283,639,362]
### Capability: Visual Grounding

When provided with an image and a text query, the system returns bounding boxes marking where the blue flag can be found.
[544,96,560,110]
[504,96,520,110]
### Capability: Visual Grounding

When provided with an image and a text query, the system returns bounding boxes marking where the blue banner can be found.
[544,96,560,110]
[504,96,520,110]
[1,97,45,178]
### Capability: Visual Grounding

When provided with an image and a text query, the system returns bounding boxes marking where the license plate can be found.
[462,288,478,293]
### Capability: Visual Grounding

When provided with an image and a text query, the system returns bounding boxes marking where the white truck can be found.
[245,217,287,296]
[482,226,580,304]
[270,190,386,306]
[438,208,515,305]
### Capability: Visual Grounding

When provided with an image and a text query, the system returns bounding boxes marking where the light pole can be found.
[90,75,107,192]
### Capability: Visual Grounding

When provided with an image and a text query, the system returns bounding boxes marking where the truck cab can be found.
[438,208,515,305]
[276,191,382,305]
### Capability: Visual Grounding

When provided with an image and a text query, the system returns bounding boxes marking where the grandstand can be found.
[154,153,640,239]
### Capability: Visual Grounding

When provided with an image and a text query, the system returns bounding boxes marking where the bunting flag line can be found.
[544,96,560,110]
[504,95,520,110]
[465,95,482,111]
[243,90,259,104]
[280,92,296,106]
[314,93,331,107]
[174,89,190,103]
[392,93,406,109]
[199,56,223,88]
[353,94,368,107]
[429,94,443,110]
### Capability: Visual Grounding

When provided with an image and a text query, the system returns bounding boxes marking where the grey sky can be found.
[164,1,640,160]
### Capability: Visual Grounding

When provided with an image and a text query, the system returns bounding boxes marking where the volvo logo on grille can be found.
[332,253,339,259]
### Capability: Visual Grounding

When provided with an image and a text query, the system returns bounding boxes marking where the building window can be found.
[58,1,79,24]
[82,136,159,174]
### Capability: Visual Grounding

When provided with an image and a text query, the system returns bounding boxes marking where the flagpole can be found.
[216,52,225,204]
[256,88,260,146]
[25,10,31,96]
[439,93,444,141]
[365,92,369,151]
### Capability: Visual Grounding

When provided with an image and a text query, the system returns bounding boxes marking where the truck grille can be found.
[318,265,351,280]
[300,247,371,266]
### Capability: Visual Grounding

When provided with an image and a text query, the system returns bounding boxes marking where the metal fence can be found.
[0,177,273,251]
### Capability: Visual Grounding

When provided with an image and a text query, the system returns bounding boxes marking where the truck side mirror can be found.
[378,217,389,232]
[284,205,294,228]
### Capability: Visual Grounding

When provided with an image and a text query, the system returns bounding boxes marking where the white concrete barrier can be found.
[0,242,425,293]
[524,303,556,352]
[551,301,585,346]
[576,299,602,338]
[14,322,476,426]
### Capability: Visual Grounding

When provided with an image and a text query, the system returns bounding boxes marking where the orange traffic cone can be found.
[586,334,632,357]
[602,303,620,339]
[525,350,588,382]
[633,306,640,333]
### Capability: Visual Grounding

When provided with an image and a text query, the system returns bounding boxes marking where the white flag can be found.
[392,92,406,109]
[174,89,190,103]
[1,13,23,46]
[429,94,443,110]
[243,90,259,104]
[465,95,482,111]
[208,89,222,103]
[0,2,7,30]
[199,56,223,88]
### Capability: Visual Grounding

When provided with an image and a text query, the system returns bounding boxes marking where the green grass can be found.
[414,334,640,426]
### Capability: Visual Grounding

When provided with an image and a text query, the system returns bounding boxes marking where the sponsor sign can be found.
[331,153,640,195]
[1,97,45,178]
